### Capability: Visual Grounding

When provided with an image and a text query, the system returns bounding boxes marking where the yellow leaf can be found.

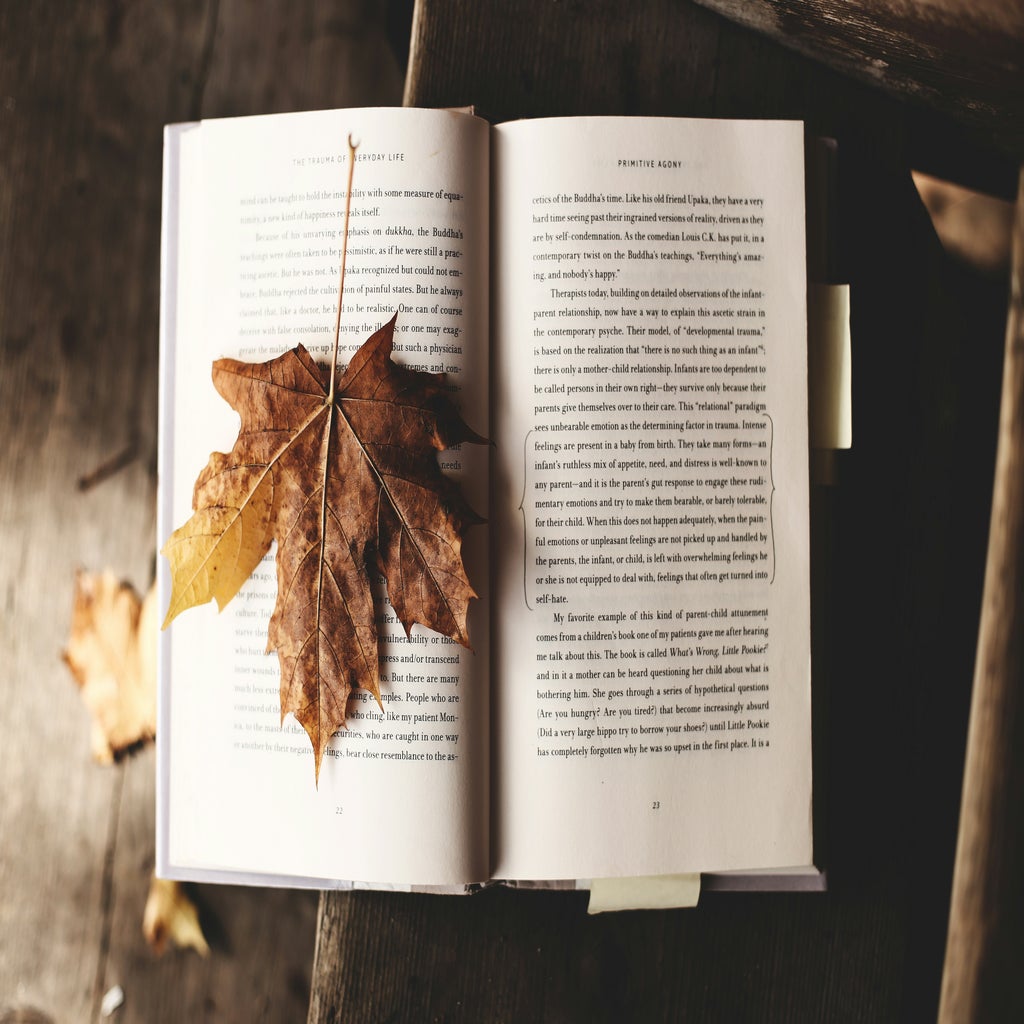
[143,876,210,956]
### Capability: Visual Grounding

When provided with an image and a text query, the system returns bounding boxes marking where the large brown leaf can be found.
[162,316,483,778]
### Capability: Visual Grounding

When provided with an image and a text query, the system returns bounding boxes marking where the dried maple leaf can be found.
[162,315,483,778]
[63,571,157,763]
[143,876,209,956]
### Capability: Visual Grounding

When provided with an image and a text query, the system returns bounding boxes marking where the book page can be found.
[158,108,490,886]
[491,117,811,880]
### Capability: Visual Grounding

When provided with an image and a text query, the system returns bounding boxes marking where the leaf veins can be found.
[162,315,484,779]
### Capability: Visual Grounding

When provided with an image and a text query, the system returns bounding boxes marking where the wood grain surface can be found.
[940,172,1024,1024]
[0,3,401,1021]
[310,1,1013,1020]
[1,0,1015,1021]
[690,0,1024,160]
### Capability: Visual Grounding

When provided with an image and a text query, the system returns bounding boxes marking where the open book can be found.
[158,107,816,893]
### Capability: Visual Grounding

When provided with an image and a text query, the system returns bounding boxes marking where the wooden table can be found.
[309,2,1024,1021]
[0,4,403,1021]
[2,2,1020,1021]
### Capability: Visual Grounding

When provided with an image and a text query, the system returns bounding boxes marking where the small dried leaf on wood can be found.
[143,876,209,956]
[63,570,156,763]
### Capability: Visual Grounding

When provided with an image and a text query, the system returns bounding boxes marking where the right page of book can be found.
[491,117,812,881]
[159,107,491,888]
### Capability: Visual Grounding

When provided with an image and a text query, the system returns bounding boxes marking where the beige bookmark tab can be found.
[808,283,852,450]
[587,873,701,913]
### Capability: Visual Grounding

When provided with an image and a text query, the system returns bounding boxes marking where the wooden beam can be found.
[690,0,1024,161]
[939,168,1024,1022]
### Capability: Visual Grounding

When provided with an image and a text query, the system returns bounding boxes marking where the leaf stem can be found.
[327,134,359,405]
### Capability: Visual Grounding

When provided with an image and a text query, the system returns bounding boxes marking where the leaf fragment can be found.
[63,571,157,763]
[143,876,209,956]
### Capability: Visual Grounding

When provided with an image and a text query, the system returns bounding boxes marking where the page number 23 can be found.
[651,801,661,811]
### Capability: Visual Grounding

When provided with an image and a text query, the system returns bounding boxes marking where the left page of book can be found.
[157,107,491,888]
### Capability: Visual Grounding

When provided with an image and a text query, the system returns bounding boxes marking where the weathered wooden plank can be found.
[690,0,1024,161]
[311,1,1009,1019]
[0,2,401,1021]
[100,745,320,1023]
[405,0,724,120]
[201,0,404,116]
[939,169,1024,1023]
[310,886,906,1023]
[0,1,185,1015]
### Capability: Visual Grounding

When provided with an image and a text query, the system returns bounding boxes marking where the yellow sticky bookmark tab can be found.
[587,874,701,914]
[808,283,852,450]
